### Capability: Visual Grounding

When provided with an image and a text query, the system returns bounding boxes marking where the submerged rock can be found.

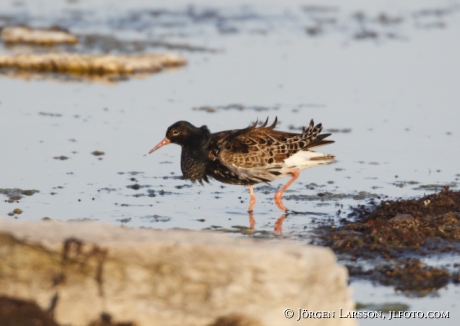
[0,218,355,326]
[0,53,186,75]
[1,26,78,45]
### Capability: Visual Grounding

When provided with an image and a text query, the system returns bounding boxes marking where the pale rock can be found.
[0,218,356,326]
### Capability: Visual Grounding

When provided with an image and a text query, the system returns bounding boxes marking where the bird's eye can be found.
[171,129,179,136]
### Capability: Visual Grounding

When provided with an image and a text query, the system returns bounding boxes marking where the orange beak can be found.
[148,137,170,154]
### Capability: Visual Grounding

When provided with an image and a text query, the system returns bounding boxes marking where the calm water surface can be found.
[1,0,459,324]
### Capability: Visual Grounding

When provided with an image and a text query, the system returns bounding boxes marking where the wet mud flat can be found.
[315,187,460,297]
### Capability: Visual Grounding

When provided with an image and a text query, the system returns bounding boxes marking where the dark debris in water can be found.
[175,184,192,189]
[325,128,352,133]
[98,187,118,193]
[205,225,275,238]
[141,214,171,223]
[53,155,69,160]
[413,182,458,191]
[116,218,132,224]
[287,190,382,202]
[348,259,452,297]
[1,188,39,203]
[126,184,147,190]
[316,187,460,296]
[193,104,278,113]
[39,112,62,117]
[79,34,219,54]
[392,180,420,188]
[117,171,144,175]
[140,189,177,197]
[146,175,183,181]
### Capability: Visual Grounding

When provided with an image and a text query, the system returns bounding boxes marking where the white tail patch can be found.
[283,151,334,171]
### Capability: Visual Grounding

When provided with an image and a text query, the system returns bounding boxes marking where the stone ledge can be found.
[0,218,356,326]
[0,53,186,74]
[1,26,78,45]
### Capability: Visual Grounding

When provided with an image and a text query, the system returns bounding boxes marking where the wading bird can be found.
[148,118,335,212]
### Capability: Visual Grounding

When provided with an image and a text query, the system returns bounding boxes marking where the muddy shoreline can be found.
[316,187,460,297]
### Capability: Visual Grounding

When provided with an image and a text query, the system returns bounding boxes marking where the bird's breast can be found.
[181,147,208,182]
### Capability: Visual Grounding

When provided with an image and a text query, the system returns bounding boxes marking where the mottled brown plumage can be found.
[148,118,335,212]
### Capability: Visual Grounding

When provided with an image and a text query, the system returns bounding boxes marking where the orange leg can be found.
[248,185,256,212]
[274,169,300,212]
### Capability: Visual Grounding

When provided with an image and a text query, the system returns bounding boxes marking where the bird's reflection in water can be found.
[274,214,287,234]
[248,211,287,235]
[248,211,256,229]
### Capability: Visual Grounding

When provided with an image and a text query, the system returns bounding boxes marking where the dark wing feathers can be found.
[211,118,334,168]
[307,133,335,149]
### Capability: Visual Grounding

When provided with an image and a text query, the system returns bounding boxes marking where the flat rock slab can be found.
[1,26,78,45]
[0,53,186,75]
[0,218,356,326]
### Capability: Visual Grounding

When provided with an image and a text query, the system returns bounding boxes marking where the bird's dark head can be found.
[165,121,209,145]
[148,121,211,154]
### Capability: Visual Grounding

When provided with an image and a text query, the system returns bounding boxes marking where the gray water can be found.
[1,0,459,324]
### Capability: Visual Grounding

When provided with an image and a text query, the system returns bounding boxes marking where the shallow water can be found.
[1,0,460,324]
